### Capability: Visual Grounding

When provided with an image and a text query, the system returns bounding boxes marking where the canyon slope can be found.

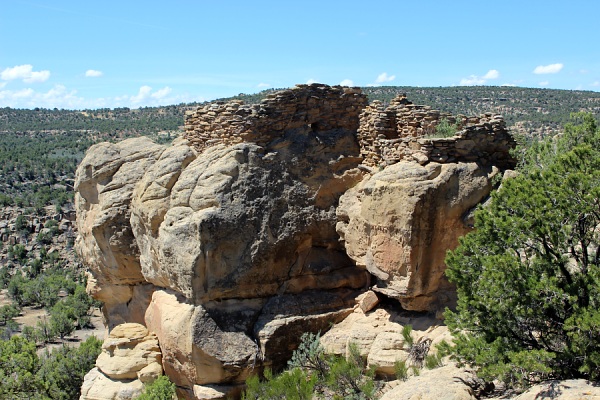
[75,84,516,399]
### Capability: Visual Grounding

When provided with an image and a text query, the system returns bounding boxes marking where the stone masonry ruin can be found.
[184,84,367,152]
[184,83,517,169]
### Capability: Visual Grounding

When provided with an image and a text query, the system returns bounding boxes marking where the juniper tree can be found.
[445,113,600,388]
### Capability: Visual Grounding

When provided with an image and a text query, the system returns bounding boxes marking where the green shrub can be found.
[244,333,378,399]
[394,359,409,381]
[424,353,443,369]
[243,368,316,400]
[428,118,461,138]
[137,375,177,400]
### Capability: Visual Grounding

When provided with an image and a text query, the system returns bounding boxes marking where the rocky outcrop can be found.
[76,85,375,398]
[75,84,516,398]
[321,303,452,377]
[513,380,600,399]
[337,161,498,311]
[380,363,476,400]
[75,137,164,327]
[80,323,162,400]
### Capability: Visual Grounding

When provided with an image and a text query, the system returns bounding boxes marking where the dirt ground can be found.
[1,288,106,347]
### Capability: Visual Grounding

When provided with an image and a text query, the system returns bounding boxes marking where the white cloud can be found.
[592,81,600,87]
[85,69,103,78]
[533,63,563,74]
[460,75,486,85]
[375,72,395,83]
[151,86,172,99]
[538,81,550,86]
[460,69,500,86]
[306,78,319,84]
[0,85,82,108]
[483,69,500,79]
[340,79,354,86]
[257,82,271,88]
[11,88,35,98]
[0,82,5,89]
[129,85,174,104]
[27,70,51,83]
[131,85,153,104]
[1,64,50,83]
[0,83,201,109]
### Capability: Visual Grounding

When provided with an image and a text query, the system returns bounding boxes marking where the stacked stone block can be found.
[184,84,367,152]
[418,113,516,169]
[184,85,516,170]
[358,95,515,169]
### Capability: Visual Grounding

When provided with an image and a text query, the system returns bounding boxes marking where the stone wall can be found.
[184,85,516,170]
[358,95,516,169]
[184,84,367,152]
[417,115,516,169]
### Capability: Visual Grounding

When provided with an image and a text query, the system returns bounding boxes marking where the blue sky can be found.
[1,0,599,109]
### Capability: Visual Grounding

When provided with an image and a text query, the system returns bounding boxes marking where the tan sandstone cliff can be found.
[75,84,516,399]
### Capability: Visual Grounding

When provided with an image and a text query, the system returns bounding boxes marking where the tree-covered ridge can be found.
[0,103,200,134]
[0,131,91,209]
[2,86,599,139]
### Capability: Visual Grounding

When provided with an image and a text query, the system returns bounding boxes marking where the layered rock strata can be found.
[76,84,373,398]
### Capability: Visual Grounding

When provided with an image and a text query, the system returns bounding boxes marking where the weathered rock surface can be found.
[321,305,452,376]
[380,363,476,400]
[75,137,164,327]
[76,86,372,397]
[75,85,516,398]
[512,379,600,399]
[80,368,144,400]
[337,161,498,311]
[80,323,162,400]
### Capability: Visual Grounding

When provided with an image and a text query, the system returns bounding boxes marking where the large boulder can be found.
[75,85,515,398]
[337,161,498,311]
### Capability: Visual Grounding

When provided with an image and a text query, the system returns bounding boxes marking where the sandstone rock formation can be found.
[75,84,516,398]
[512,380,600,399]
[80,323,162,400]
[379,363,476,400]
[321,302,452,377]
[337,161,499,311]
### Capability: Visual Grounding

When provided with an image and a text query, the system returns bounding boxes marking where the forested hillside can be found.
[3,86,600,139]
